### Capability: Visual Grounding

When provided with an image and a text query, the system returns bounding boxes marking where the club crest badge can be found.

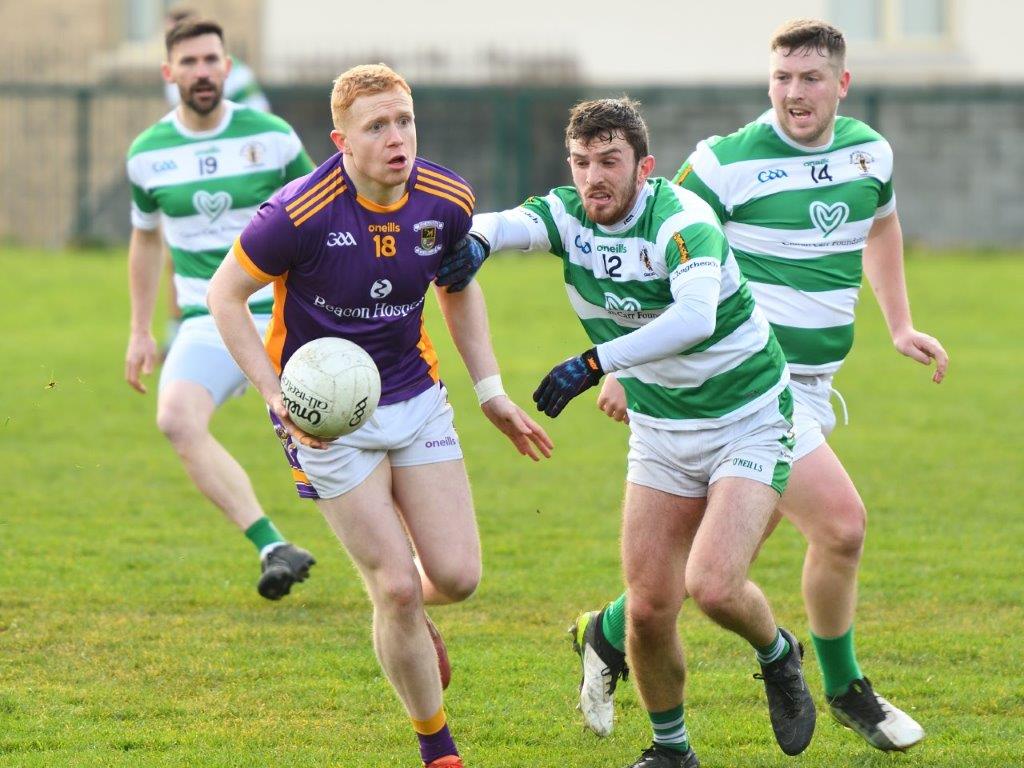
[414,219,444,256]
[850,150,874,175]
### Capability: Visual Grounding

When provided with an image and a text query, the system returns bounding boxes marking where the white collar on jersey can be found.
[597,181,653,235]
[760,108,836,153]
[168,99,237,139]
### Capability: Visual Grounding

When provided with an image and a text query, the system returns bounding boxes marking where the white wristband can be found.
[473,374,506,405]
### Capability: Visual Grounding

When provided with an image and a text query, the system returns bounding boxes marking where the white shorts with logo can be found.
[626,390,795,499]
[790,373,839,462]
[159,313,270,406]
[280,382,464,500]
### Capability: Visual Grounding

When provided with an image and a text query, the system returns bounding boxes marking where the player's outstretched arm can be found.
[436,209,548,292]
[864,212,949,383]
[433,281,553,460]
[207,256,331,450]
[435,233,491,293]
[125,227,165,394]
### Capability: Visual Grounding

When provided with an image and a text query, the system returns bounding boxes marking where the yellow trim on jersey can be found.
[292,185,348,227]
[417,167,474,201]
[414,184,472,217]
[356,191,410,213]
[233,239,276,283]
[285,168,342,214]
[265,278,290,374]
[415,174,475,208]
[674,166,693,185]
[288,179,346,223]
[416,317,441,383]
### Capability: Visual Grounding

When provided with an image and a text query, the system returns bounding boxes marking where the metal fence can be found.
[2,82,1023,249]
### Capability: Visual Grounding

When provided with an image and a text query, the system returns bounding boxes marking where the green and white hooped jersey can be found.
[126,101,313,318]
[674,112,895,376]
[520,178,789,431]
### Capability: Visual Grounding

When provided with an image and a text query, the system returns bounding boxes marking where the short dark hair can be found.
[565,97,650,163]
[165,18,224,57]
[770,19,846,69]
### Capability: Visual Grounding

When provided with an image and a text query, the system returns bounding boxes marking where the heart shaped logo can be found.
[809,201,849,238]
[193,190,232,223]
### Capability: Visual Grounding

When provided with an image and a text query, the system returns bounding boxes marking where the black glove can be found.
[435,233,491,292]
[533,348,604,418]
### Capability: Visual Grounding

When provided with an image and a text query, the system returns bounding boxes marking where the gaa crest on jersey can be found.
[240,141,267,167]
[414,219,444,256]
[193,190,232,223]
[151,159,177,173]
[850,151,874,175]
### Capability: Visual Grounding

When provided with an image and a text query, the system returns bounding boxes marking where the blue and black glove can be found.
[533,348,604,418]
[436,233,491,292]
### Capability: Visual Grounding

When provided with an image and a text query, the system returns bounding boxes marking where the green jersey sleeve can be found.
[673,138,728,223]
[661,219,730,273]
[126,156,160,230]
[274,126,315,183]
[284,148,315,182]
[874,138,896,218]
[520,192,567,258]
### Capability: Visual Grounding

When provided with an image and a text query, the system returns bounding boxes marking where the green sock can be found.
[244,516,285,554]
[811,626,863,697]
[755,629,790,665]
[650,704,689,753]
[601,592,628,652]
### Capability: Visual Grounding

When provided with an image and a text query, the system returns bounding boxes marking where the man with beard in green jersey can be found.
[575,19,944,753]
[125,19,317,600]
[439,97,817,766]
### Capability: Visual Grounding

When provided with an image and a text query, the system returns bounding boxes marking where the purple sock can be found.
[418,723,458,764]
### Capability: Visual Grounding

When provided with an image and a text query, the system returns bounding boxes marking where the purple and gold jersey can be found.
[232,153,474,406]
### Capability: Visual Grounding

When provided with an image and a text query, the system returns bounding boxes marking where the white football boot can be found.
[827,677,926,751]
[569,609,628,737]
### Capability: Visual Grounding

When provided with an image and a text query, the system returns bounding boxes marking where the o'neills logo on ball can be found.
[281,375,330,426]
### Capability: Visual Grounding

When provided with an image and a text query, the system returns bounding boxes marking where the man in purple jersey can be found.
[207,64,552,768]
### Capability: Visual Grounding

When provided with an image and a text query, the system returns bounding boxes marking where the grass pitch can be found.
[1,248,1021,767]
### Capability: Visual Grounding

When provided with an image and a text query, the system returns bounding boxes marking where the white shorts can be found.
[159,313,270,406]
[626,389,795,499]
[790,374,839,461]
[273,382,464,500]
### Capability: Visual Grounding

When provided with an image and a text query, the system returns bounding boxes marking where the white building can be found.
[256,0,1023,85]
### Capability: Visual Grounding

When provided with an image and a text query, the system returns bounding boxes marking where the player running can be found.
[571,19,945,752]
[124,18,317,600]
[207,64,552,768]
[438,97,816,766]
